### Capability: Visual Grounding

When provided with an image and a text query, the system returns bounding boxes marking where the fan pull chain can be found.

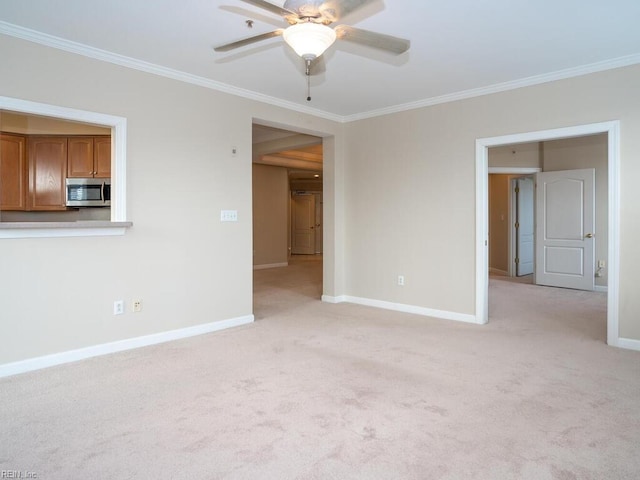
[305,58,312,101]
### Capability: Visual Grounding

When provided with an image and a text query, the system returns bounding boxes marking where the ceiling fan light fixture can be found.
[283,22,336,60]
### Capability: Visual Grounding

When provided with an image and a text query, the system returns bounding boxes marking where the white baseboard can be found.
[489,268,509,276]
[594,285,608,293]
[616,337,640,352]
[253,262,288,270]
[324,295,479,324]
[321,295,347,304]
[0,315,254,379]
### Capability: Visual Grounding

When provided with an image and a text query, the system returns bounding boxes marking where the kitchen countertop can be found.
[0,220,133,238]
[0,221,132,229]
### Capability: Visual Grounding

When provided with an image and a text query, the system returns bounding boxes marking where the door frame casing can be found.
[476,121,620,346]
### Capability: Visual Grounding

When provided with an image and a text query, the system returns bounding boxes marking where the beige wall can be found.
[345,64,640,340]
[542,134,608,286]
[489,175,512,273]
[252,164,289,267]
[0,34,344,365]
[2,33,640,367]
[489,142,542,168]
[344,105,477,313]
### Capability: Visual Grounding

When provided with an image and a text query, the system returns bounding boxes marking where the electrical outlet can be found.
[397,275,405,286]
[133,300,142,312]
[113,300,124,316]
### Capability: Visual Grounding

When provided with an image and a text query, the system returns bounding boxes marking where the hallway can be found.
[253,254,323,320]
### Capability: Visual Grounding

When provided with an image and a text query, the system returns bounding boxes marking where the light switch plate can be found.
[220,210,238,222]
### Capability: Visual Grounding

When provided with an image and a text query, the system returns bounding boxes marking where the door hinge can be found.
[515,222,520,229]
[515,186,520,193]
[515,258,520,264]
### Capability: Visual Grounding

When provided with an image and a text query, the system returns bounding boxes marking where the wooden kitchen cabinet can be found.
[67,136,93,178]
[68,136,111,178]
[28,136,68,210]
[0,133,27,211]
[93,136,111,178]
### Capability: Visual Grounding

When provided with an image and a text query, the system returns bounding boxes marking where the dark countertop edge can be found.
[0,221,133,229]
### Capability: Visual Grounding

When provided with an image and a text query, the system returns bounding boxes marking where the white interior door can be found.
[516,177,534,276]
[314,193,323,254]
[291,193,315,255]
[535,168,595,290]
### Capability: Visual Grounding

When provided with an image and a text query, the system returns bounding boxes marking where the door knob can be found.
[585,233,594,238]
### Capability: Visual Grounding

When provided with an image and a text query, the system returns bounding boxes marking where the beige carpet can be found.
[1,256,639,479]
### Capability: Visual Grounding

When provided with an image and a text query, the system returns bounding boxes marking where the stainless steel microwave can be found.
[66,178,111,207]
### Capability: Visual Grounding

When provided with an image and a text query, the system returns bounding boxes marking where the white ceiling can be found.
[1,0,640,120]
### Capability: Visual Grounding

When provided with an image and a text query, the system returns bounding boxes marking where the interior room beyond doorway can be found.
[251,123,324,304]
[488,133,608,292]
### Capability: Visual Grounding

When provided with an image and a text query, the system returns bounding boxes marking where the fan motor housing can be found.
[284,0,337,24]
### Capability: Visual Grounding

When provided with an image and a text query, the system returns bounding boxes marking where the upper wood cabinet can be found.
[67,137,93,178]
[68,136,111,178]
[0,133,27,211]
[28,136,68,210]
[93,136,111,178]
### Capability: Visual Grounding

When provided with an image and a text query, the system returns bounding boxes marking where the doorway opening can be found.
[489,171,538,279]
[251,121,327,318]
[477,121,620,346]
[489,135,607,292]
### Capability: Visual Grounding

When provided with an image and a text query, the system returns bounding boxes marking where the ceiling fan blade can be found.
[334,24,410,54]
[214,29,285,52]
[319,0,375,22]
[240,0,297,18]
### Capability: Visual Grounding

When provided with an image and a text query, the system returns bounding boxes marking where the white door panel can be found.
[535,168,595,290]
[544,179,584,239]
[516,177,534,276]
[544,247,584,275]
[291,193,315,255]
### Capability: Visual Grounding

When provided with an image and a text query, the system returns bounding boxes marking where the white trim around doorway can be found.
[476,121,622,348]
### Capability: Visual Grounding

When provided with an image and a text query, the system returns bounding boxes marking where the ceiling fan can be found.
[214,0,410,100]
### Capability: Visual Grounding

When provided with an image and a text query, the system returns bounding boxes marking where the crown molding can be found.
[343,53,640,122]
[2,21,640,124]
[0,21,343,123]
